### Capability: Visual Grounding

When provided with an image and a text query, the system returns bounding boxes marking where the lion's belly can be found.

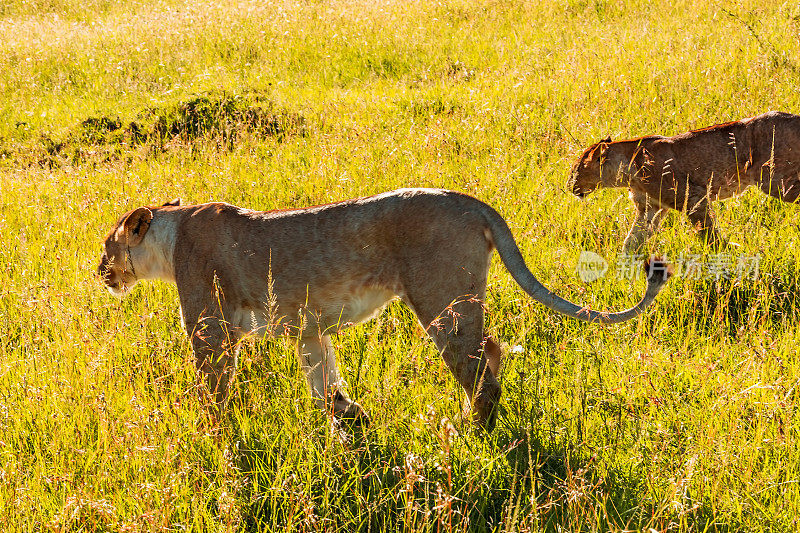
[235,285,396,337]
[320,286,397,328]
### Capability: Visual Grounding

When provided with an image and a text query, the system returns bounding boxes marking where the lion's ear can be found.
[600,136,612,144]
[162,198,182,207]
[119,207,153,247]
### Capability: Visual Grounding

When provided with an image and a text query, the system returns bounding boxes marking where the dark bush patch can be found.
[29,90,306,168]
[144,91,306,147]
[78,116,123,144]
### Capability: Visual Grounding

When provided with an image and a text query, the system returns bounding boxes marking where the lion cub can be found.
[98,189,671,430]
[569,111,800,252]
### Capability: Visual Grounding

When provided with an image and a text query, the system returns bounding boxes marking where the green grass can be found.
[2,0,800,530]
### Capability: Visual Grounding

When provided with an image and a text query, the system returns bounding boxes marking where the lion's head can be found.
[98,199,181,296]
[97,207,154,296]
[567,137,612,198]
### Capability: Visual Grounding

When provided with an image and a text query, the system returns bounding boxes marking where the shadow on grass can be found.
[217,414,742,532]
[661,263,800,338]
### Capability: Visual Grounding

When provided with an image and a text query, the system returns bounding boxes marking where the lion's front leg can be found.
[297,333,369,425]
[191,315,241,409]
[623,193,666,254]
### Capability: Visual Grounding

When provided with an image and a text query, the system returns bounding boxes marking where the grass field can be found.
[2,0,800,530]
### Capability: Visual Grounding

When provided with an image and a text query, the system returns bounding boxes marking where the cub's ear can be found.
[600,136,612,144]
[162,198,182,207]
[118,207,153,247]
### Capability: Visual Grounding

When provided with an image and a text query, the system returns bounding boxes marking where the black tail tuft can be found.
[643,256,674,281]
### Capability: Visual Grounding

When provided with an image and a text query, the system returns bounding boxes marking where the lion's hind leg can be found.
[403,290,501,432]
[483,336,502,379]
[758,172,800,203]
[686,196,723,249]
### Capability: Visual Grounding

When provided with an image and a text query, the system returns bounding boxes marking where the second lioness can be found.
[569,111,800,252]
[98,189,671,431]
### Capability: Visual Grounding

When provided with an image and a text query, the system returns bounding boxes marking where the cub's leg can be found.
[297,332,368,424]
[190,314,241,408]
[404,292,501,431]
[758,170,800,203]
[623,192,667,254]
[685,196,723,249]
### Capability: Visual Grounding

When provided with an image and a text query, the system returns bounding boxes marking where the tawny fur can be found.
[98,189,671,431]
[568,111,800,252]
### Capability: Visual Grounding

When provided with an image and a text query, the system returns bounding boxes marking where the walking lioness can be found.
[569,111,800,252]
[98,189,671,430]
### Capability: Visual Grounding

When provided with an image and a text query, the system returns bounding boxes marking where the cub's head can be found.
[568,137,612,198]
[97,199,181,296]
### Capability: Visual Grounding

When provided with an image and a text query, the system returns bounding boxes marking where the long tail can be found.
[475,200,672,324]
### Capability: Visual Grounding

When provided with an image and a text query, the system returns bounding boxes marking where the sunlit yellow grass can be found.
[2,0,800,530]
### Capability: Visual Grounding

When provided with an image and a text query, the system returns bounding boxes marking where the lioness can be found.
[98,189,671,430]
[568,111,800,252]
